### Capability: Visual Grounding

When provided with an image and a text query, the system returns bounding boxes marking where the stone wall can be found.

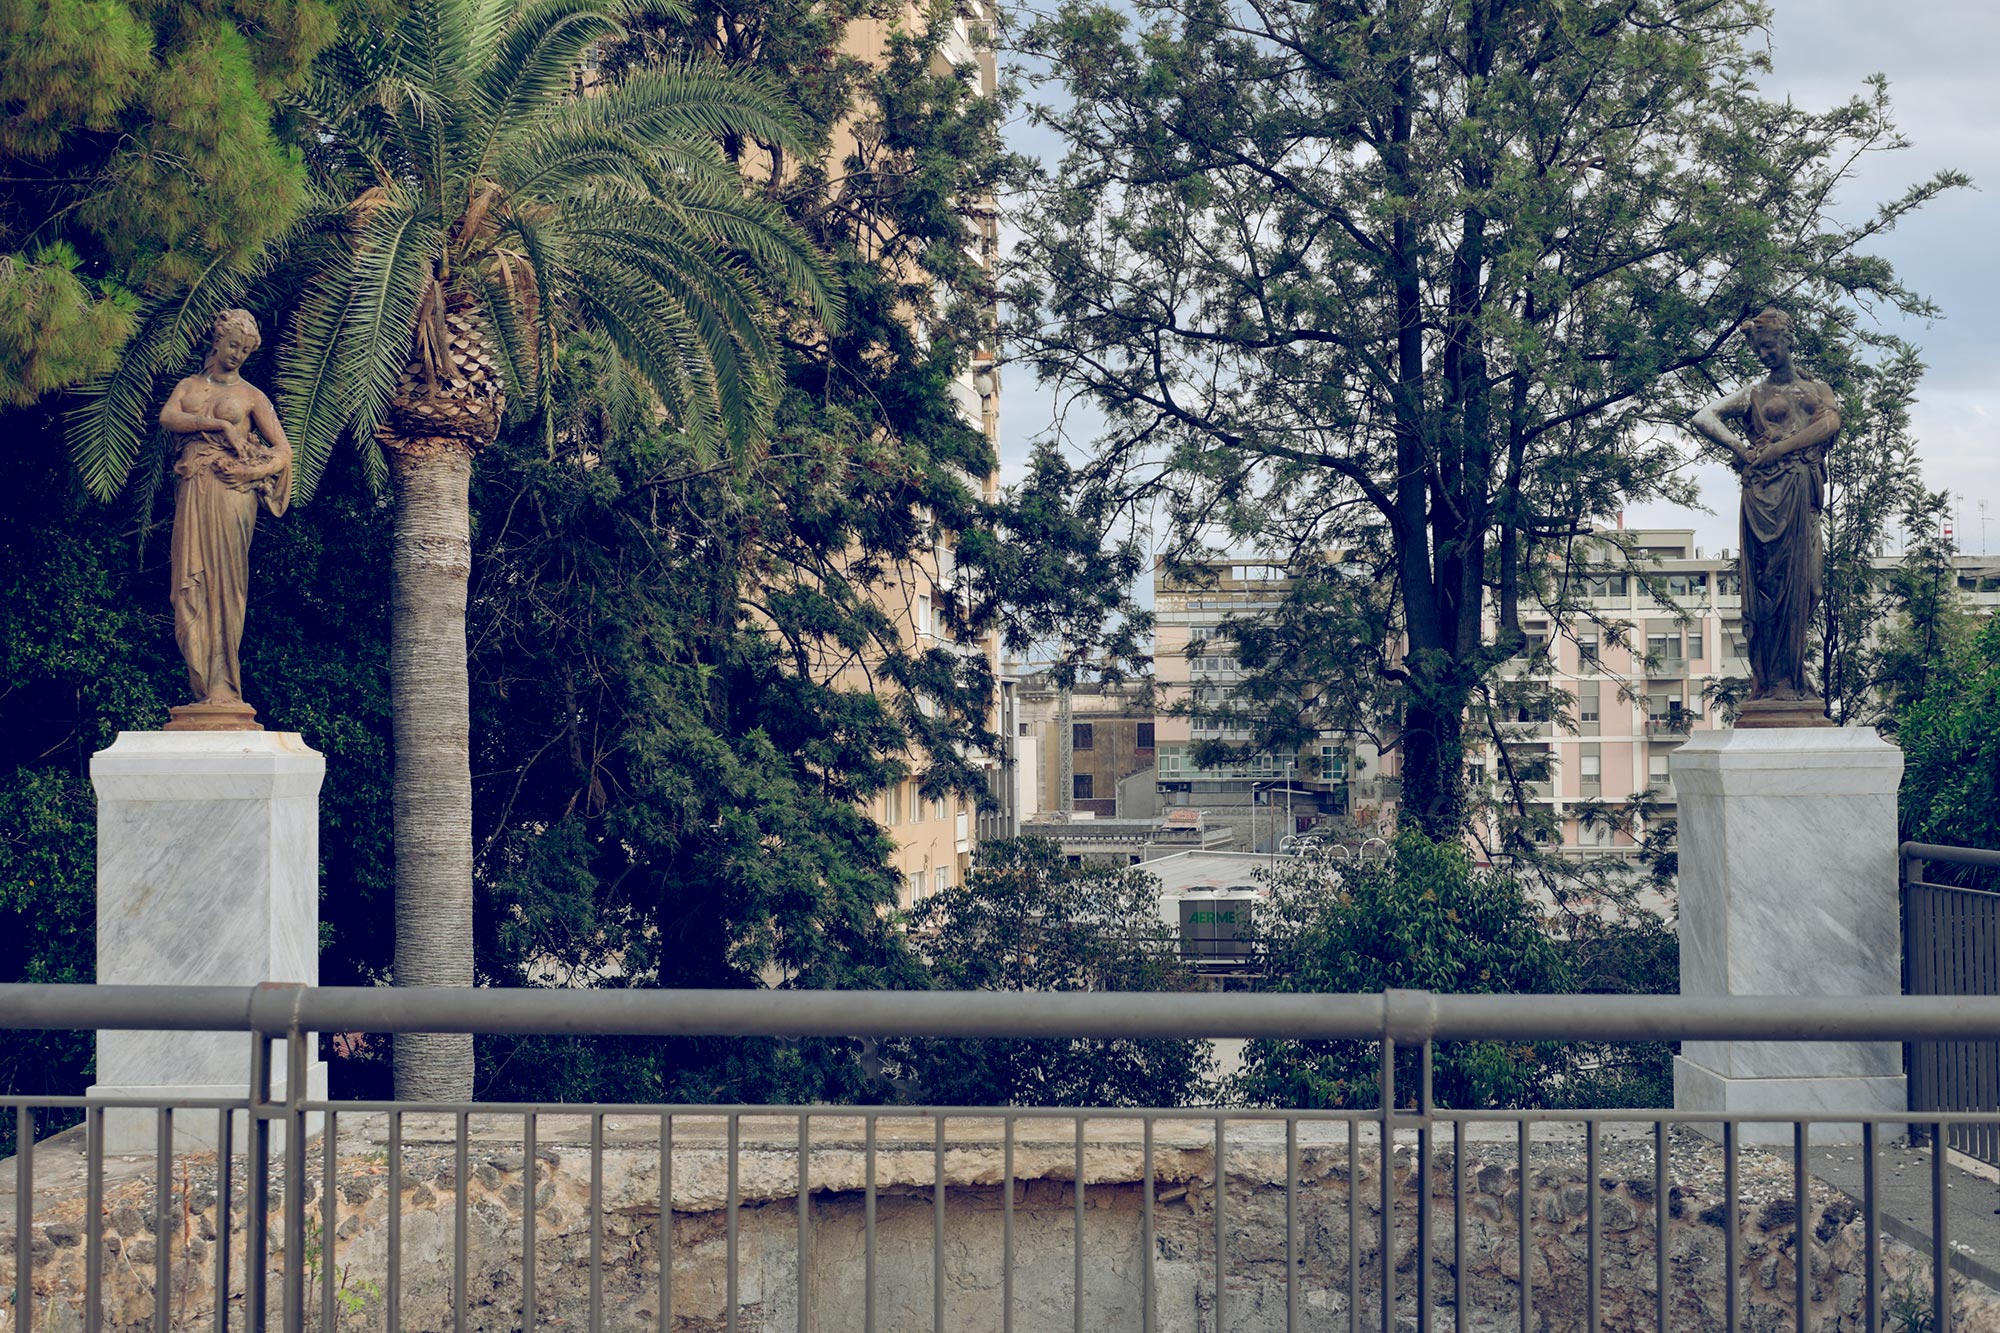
[5,1116,1993,1333]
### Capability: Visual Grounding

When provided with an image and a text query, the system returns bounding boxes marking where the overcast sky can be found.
[992,0,2000,562]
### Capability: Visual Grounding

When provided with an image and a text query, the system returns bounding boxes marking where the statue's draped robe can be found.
[1738,381,1828,701]
[170,432,290,703]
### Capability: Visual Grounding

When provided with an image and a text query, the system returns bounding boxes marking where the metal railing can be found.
[1904,840,2000,1165]
[5,985,2000,1333]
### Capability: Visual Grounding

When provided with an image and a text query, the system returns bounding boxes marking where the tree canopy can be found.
[0,0,353,404]
[1007,0,1963,840]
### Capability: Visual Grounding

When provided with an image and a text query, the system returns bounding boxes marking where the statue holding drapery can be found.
[156,308,293,730]
[1689,307,1839,727]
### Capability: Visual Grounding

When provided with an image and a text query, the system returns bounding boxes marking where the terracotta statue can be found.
[156,308,293,730]
[1690,307,1840,727]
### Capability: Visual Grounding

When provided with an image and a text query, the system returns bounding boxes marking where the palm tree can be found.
[74,0,838,1099]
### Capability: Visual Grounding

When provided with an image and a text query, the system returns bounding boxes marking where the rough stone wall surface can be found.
[3,1118,1992,1333]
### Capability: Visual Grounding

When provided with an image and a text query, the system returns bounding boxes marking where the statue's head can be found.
[1742,306,1794,369]
[207,308,262,375]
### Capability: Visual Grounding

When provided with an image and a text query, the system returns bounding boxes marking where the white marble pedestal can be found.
[1670,727,1905,1144]
[86,732,328,1153]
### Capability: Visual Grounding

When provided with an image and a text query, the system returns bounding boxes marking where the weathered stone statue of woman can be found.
[156,308,293,729]
[1690,306,1840,727]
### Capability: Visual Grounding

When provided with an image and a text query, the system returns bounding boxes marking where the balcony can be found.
[0,983,1988,1333]
[1646,717,1692,738]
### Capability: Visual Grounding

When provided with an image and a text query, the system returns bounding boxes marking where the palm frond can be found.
[334,195,448,455]
[555,62,814,159]
[568,252,718,437]
[468,0,626,179]
[472,261,540,415]
[275,263,359,501]
[495,208,567,433]
[570,203,779,444]
[498,126,693,202]
[670,178,842,331]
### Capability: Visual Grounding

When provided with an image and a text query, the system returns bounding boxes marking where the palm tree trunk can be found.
[388,441,476,1101]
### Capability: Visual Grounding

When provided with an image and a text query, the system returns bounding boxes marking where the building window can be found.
[1577,681,1601,724]
[915,594,931,638]
[1073,723,1094,751]
[1649,753,1671,783]
[1578,633,1600,667]
[1159,745,1185,775]
[1319,746,1348,782]
[1581,745,1602,791]
[935,866,951,896]
[1018,722,1031,737]
[1136,722,1155,749]
[909,872,924,902]
[1073,774,1095,800]
[1666,572,1710,597]
[887,783,903,826]
[1585,574,1628,598]
[934,796,947,822]
[1688,629,1704,661]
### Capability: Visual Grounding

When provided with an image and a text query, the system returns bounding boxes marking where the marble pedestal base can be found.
[1670,727,1905,1146]
[85,733,328,1154]
[1673,1058,1905,1145]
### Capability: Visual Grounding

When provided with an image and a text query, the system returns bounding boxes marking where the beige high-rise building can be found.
[828,0,1004,907]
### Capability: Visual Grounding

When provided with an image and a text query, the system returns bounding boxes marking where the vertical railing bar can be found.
[726,1112,741,1333]
[796,1112,810,1333]
[1794,1122,1809,1333]
[1933,1114,1950,1333]
[659,1114,672,1333]
[1143,1116,1157,1333]
[864,1115,877,1333]
[1003,1115,1015,1333]
[523,1113,537,1333]
[386,1108,402,1333]
[155,1108,172,1333]
[1347,1125,1358,1333]
[283,1032,307,1333]
[1586,1117,1600,1333]
[14,1107,31,1333]
[457,1110,472,1333]
[1453,1118,1465,1333]
[1380,1036,1395,1333]
[321,1109,338,1333]
[1072,1116,1084,1333]
[922,1114,945,1333]
[1285,1114,1298,1333]
[1863,1120,1879,1333]
[1724,1121,1739,1333]
[1215,1115,1227,1333]
[85,1105,104,1333]
[1518,1120,1531,1333]
[1656,1119,1669,1333]
[589,1112,604,1333]
[1416,1045,1431,1333]
[215,1106,232,1333]
[246,1034,269,1333]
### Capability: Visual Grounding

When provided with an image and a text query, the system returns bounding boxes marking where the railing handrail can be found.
[7,982,2000,1043]
[1902,839,2000,871]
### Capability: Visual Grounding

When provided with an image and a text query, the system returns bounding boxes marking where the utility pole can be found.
[1285,757,1294,846]
[1058,679,1074,817]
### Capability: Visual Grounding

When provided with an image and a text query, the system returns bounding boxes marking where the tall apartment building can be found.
[1152,559,1393,852]
[1479,529,1733,861]
[1147,533,2000,865]
[837,0,1004,907]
